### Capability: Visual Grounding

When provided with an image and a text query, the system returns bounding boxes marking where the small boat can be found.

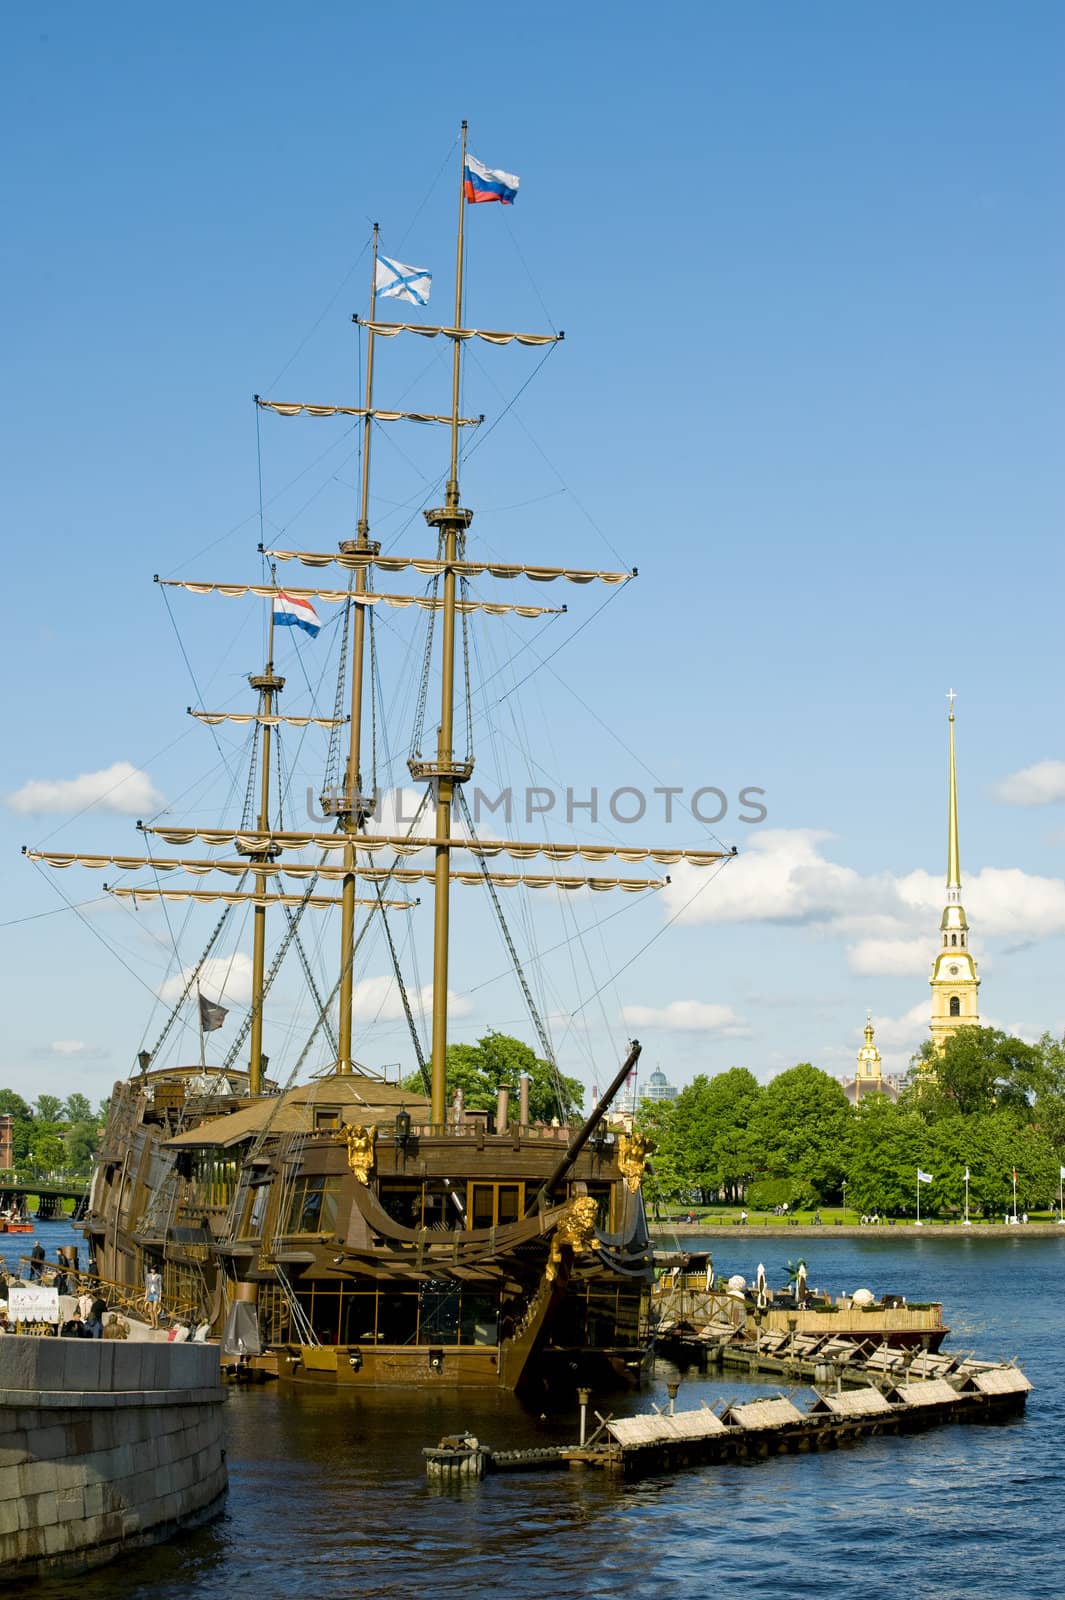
[653,1257,948,1352]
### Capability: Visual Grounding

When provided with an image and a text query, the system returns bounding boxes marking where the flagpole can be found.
[1058,1165,1064,1223]
[196,983,206,1068]
[247,583,279,1098]
[963,1168,970,1226]
[1012,1166,1018,1224]
[916,1169,921,1227]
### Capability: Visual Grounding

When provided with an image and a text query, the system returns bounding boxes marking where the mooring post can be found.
[666,1380,680,1417]
[577,1387,592,1445]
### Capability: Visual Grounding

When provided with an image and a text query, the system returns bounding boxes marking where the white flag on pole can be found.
[375,254,432,307]
[1060,1165,1065,1180]
[917,1169,934,1184]
[963,1168,970,1182]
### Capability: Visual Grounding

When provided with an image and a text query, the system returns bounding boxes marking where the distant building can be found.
[643,1068,678,1104]
[0,1113,13,1171]
[841,1016,898,1105]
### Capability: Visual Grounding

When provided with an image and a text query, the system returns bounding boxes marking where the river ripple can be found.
[17,1230,1065,1600]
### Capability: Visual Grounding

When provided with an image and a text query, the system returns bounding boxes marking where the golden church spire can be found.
[929,692,980,1050]
[947,687,961,890]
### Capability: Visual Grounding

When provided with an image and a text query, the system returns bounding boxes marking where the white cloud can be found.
[159,954,254,1006]
[898,866,1065,942]
[351,975,472,1023]
[848,938,930,977]
[7,761,164,817]
[31,1040,108,1061]
[994,760,1065,807]
[663,829,879,928]
[621,1000,749,1036]
[869,1003,929,1049]
[365,787,438,839]
[664,828,1065,956]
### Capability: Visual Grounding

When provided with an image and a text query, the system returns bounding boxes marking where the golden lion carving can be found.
[344,1122,376,1185]
[546,1195,600,1282]
[617,1129,653,1193]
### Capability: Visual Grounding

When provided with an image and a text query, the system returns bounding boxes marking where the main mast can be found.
[410,122,474,1124]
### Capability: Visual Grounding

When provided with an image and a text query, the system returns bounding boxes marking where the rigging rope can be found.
[142,897,243,1066]
[456,787,567,1117]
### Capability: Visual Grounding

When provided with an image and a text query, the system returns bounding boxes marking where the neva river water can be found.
[12,1226,1065,1600]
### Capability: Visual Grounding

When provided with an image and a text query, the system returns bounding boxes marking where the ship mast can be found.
[414,121,474,1123]
[334,225,381,1075]
[246,584,282,1095]
[26,140,735,1102]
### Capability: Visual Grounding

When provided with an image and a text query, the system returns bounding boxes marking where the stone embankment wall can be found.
[0,1339,227,1577]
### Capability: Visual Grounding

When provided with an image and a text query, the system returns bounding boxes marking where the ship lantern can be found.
[394,1109,412,1147]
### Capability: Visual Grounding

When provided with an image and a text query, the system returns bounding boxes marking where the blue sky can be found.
[3,2,1063,1108]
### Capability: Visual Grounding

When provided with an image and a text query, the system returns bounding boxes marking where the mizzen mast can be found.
[244,578,283,1095]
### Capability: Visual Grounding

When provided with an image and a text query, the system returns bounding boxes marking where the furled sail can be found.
[155,579,563,619]
[28,849,667,894]
[188,711,349,728]
[262,547,634,586]
[104,887,415,909]
[256,398,483,427]
[129,830,727,866]
[353,318,563,347]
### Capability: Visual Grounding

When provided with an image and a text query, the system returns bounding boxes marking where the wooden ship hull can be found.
[83,1063,656,1395]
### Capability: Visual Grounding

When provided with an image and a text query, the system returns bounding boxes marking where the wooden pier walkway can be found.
[424,1337,1032,1483]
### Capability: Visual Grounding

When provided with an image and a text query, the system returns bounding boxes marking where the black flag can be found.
[199,993,228,1033]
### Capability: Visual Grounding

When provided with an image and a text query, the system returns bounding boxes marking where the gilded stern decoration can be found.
[617,1129,653,1193]
[344,1123,376,1184]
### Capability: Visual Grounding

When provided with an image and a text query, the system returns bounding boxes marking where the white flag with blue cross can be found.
[375,254,432,307]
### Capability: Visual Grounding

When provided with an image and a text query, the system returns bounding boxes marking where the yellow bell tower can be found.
[929,691,980,1050]
[855,1012,884,1100]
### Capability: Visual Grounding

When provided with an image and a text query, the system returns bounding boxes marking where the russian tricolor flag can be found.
[273,590,321,638]
[464,154,520,205]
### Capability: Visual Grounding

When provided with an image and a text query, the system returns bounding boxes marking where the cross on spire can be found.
[946,687,957,715]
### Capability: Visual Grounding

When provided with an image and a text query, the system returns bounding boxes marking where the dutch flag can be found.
[273,591,321,638]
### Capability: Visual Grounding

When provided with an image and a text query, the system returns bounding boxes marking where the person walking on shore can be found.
[145,1266,163,1328]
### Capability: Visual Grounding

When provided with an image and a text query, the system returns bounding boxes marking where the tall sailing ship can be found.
[27,131,727,1393]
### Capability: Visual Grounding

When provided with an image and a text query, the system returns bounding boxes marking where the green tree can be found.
[635,1068,764,1204]
[912,1028,1042,1119]
[845,1096,930,1215]
[404,1032,584,1124]
[1031,1032,1065,1151]
[34,1094,65,1124]
[64,1120,100,1173]
[29,1128,65,1174]
[753,1063,853,1199]
[63,1093,93,1124]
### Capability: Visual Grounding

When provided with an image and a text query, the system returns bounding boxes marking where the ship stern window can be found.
[285,1174,342,1234]
[378,1181,422,1229]
[469,1182,526,1228]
